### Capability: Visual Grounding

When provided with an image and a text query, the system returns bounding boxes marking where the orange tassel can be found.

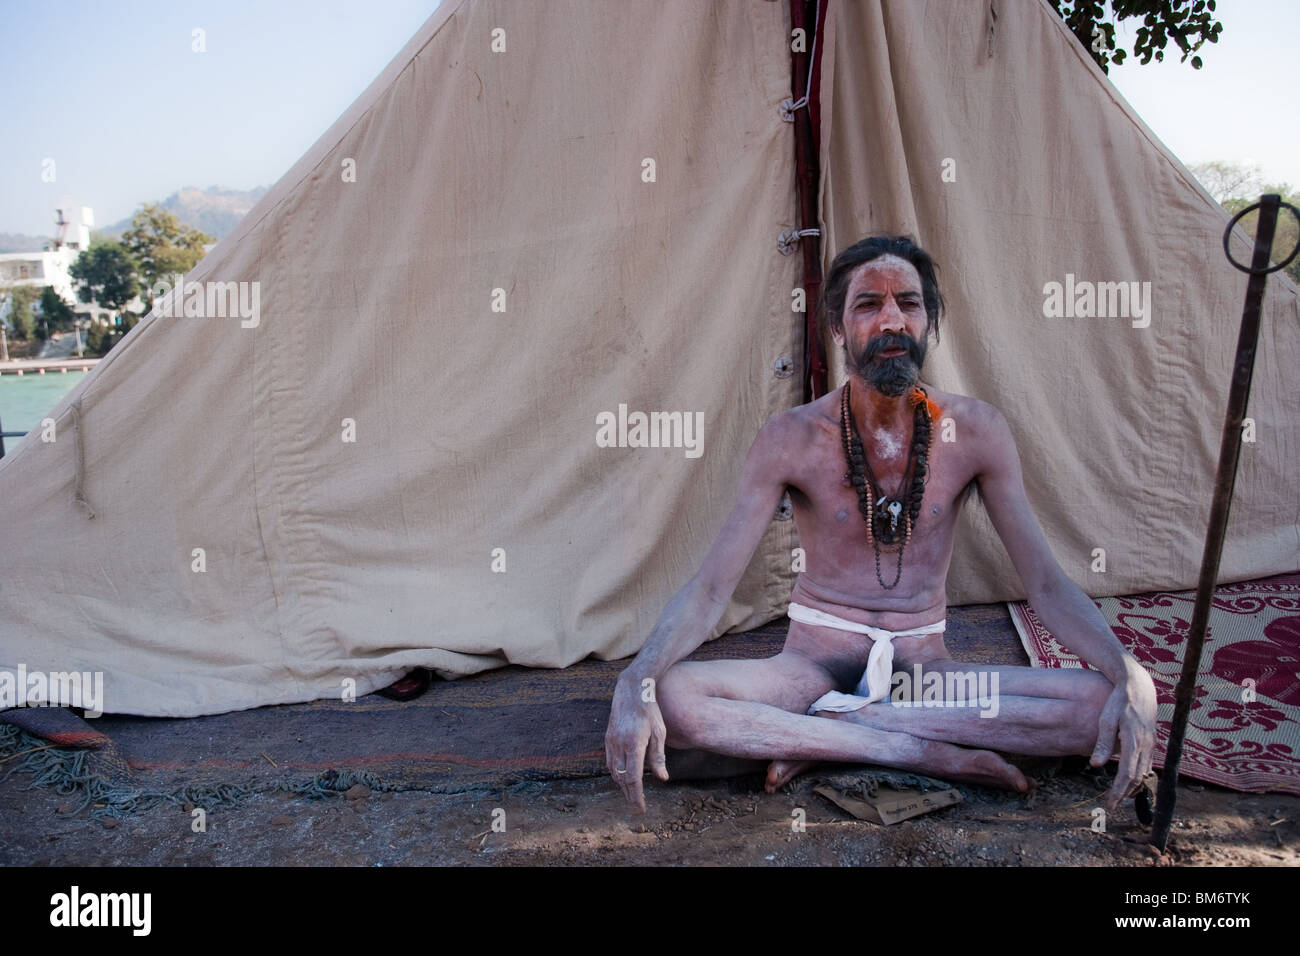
[909,387,942,421]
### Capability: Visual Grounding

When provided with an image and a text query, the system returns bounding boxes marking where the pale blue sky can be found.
[1105,0,1299,192]
[4,0,436,236]
[3,0,1296,238]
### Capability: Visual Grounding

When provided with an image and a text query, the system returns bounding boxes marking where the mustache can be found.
[848,331,927,398]
[858,332,926,366]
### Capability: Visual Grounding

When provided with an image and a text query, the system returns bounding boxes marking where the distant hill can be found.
[101,185,268,242]
[0,233,52,254]
[4,186,267,252]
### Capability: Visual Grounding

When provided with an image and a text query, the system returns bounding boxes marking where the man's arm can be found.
[972,405,1129,679]
[621,417,794,683]
[605,414,794,811]
[972,403,1157,811]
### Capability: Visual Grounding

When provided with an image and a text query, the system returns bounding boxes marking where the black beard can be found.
[846,332,927,397]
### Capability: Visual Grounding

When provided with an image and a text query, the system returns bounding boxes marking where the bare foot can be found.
[765,759,817,792]
[926,743,1032,793]
[820,711,1033,793]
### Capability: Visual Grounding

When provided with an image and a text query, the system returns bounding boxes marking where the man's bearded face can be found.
[846,329,927,397]
[838,256,929,397]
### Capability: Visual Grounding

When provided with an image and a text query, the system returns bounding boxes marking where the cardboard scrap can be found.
[814,783,962,825]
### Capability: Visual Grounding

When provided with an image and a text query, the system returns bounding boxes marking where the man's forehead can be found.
[847,255,922,294]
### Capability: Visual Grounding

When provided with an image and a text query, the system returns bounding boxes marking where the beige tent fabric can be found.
[4,0,1297,720]
[819,0,1299,604]
[0,0,802,716]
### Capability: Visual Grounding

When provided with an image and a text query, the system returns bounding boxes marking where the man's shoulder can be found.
[756,386,1015,448]
[760,392,839,445]
[924,386,1010,437]
[924,389,1022,487]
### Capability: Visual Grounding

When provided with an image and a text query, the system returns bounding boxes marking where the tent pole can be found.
[790,0,828,401]
[1149,194,1296,853]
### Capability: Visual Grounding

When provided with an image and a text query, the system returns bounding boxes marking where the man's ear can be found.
[830,325,844,349]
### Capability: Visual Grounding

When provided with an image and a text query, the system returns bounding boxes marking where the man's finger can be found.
[1091,708,1119,767]
[648,719,670,783]
[617,769,637,809]
[616,745,644,813]
[608,736,640,808]
[1107,731,1142,813]
[1107,759,1135,812]
[1119,726,1141,790]
[628,741,650,812]
[625,769,645,814]
[620,775,639,810]
[607,736,629,794]
[616,759,642,811]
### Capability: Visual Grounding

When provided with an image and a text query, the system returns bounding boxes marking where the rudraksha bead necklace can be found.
[839,380,934,589]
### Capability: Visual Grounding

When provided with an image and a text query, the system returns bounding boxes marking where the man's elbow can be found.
[697,576,731,610]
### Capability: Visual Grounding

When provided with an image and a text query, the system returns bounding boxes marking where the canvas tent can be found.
[1,0,1296,718]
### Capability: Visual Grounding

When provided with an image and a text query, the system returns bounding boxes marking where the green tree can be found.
[4,285,39,340]
[1190,161,1300,284]
[1049,0,1222,74]
[121,203,212,293]
[85,321,111,356]
[81,308,142,357]
[69,241,140,316]
[1223,188,1300,286]
[38,285,76,333]
[1188,160,1265,204]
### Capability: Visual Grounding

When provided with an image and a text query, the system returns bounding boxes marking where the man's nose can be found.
[879,296,905,333]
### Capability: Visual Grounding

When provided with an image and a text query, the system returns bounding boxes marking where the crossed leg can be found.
[763,655,1116,789]
[655,648,1046,793]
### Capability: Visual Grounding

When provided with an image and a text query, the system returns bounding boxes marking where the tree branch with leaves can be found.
[122,203,213,293]
[1050,0,1223,74]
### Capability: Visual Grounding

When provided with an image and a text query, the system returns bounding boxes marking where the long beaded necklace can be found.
[839,380,935,589]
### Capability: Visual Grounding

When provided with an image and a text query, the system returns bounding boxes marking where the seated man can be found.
[604,235,1157,814]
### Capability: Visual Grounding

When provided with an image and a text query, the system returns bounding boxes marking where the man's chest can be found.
[787,421,977,531]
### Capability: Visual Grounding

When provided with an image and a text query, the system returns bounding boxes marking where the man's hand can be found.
[1091,657,1158,814]
[604,673,670,813]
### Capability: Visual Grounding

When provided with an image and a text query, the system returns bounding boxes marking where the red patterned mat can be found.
[1008,572,1300,795]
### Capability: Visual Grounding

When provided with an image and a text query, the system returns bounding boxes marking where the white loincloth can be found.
[786,602,947,714]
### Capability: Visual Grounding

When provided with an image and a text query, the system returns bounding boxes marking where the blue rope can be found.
[0,724,397,821]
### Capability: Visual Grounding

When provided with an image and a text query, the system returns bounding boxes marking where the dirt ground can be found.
[2,756,1296,866]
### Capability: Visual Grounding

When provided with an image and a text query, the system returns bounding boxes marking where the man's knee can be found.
[654,665,707,749]
[1081,669,1116,707]
[1066,670,1116,754]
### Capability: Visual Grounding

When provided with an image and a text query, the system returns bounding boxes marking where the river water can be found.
[0,370,90,448]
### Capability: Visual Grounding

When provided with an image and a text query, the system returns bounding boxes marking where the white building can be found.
[0,205,112,326]
[0,248,83,304]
